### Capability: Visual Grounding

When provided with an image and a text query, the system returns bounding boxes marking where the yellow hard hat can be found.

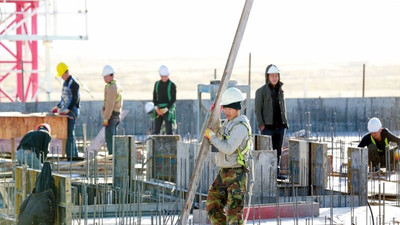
[56,62,68,77]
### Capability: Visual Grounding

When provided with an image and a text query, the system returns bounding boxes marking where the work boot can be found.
[277,173,288,180]
[277,167,288,180]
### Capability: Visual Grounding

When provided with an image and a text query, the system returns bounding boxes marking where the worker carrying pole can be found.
[179,0,253,224]
[204,87,252,224]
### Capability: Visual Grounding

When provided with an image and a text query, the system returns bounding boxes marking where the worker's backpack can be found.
[18,162,57,225]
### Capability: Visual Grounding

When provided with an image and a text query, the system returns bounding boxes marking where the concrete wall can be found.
[1,97,400,140]
[286,97,400,135]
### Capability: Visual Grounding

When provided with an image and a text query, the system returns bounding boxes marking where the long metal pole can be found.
[178,0,254,223]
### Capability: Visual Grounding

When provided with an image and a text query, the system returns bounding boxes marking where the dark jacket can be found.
[153,79,176,109]
[58,75,80,111]
[17,130,51,159]
[358,128,400,152]
[255,81,289,129]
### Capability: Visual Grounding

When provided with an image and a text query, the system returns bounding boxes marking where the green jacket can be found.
[254,81,289,129]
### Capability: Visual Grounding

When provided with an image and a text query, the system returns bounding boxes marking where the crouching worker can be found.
[145,101,156,135]
[16,123,51,170]
[204,87,252,225]
[358,117,400,171]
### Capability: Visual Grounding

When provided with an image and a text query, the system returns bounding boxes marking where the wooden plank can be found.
[0,112,68,139]
[57,155,113,169]
[86,110,129,154]
[179,0,254,223]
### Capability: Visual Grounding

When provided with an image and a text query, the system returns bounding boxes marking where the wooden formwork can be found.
[0,112,68,158]
[15,166,72,225]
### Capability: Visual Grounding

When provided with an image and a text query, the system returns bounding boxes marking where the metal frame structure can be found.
[0,0,88,102]
[197,80,251,139]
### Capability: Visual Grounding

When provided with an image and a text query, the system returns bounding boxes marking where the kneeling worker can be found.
[16,123,52,170]
[204,87,252,225]
[358,117,400,170]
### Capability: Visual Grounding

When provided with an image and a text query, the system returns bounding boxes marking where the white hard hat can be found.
[220,87,244,106]
[158,65,169,76]
[145,102,154,113]
[368,117,382,132]
[266,65,280,74]
[102,65,115,77]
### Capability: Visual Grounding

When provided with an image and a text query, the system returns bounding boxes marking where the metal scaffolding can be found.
[0,0,88,102]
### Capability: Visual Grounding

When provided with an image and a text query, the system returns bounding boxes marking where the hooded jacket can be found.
[255,76,289,129]
[209,115,252,168]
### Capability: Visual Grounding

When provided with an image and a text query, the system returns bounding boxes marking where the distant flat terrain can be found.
[1,57,399,102]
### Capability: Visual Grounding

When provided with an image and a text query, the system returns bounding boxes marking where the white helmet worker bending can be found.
[368,117,382,133]
[145,102,154,114]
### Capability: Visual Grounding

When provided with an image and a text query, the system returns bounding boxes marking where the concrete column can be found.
[310,141,328,194]
[252,150,277,203]
[191,142,217,194]
[252,135,276,203]
[347,147,368,206]
[177,142,194,190]
[113,135,136,189]
[254,134,273,150]
[147,135,180,182]
[289,139,309,186]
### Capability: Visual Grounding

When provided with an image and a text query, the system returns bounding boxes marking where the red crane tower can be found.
[0,1,39,102]
[0,0,88,102]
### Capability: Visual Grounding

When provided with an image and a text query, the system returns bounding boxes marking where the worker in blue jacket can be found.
[52,62,80,159]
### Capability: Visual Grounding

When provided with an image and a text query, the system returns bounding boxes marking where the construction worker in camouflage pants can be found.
[204,87,252,225]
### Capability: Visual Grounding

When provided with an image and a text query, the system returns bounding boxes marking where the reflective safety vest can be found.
[155,80,176,124]
[105,80,122,102]
[370,135,388,153]
[155,80,172,106]
[222,121,251,169]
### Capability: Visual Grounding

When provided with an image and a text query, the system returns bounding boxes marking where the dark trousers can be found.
[66,116,78,159]
[367,144,393,168]
[154,111,172,135]
[105,112,120,155]
[262,126,286,167]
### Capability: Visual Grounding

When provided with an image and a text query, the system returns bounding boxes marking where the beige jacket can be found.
[101,80,123,120]
[209,115,252,168]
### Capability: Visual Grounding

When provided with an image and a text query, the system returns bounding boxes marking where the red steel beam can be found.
[0,1,39,102]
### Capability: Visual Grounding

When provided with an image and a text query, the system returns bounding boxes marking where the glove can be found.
[160,108,169,114]
[59,109,70,115]
[210,102,223,114]
[155,106,163,116]
[51,106,59,113]
[204,128,214,140]
[103,119,109,127]
[210,102,215,112]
